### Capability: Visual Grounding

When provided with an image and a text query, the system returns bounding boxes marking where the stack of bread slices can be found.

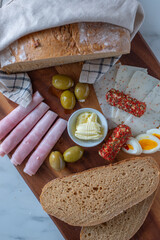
[40,157,159,240]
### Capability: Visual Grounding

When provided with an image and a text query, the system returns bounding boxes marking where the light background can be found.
[0,1,160,239]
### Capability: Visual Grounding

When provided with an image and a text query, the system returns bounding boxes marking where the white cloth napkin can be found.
[0,0,144,107]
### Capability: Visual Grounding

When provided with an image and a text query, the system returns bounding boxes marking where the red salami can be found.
[99,124,131,162]
[106,88,146,117]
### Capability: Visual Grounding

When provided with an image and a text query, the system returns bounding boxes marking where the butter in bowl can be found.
[67,108,108,147]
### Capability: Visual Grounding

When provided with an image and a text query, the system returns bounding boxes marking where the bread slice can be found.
[0,23,130,73]
[80,193,155,240]
[40,157,159,226]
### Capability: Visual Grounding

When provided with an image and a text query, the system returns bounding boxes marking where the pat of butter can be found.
[75,112,102,140]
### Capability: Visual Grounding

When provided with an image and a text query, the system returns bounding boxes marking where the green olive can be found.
[49,151,65,171]
[52,75,74,90]
[60,90,76,109]
[74,83,89,102]
[63,146,84,163]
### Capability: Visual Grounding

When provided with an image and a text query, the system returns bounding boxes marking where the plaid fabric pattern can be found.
[79,56,120,84]
[0,71,32,107]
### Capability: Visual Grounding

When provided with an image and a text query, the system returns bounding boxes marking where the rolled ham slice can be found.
[0,102,49,155]
[0,148,5,157]
[11,111,58,166]
[0,91,44,141]
[24,118,67,176]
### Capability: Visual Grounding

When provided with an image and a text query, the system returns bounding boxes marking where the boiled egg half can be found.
[146,129,160,140]
[122,137,142,155]
[136,134,160,154]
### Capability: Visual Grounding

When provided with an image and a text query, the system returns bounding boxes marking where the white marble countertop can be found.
[0,1,160,240]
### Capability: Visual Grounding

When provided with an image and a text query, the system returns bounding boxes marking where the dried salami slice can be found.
[106,88,146,117]
[99,124,131,162]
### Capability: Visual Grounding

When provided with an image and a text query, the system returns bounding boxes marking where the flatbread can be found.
[144,83,160,112]
[126,109,160,136]
[112,66,147,119]
[113,71,159,125]
[94,63,121,129]
[126,83,160,135]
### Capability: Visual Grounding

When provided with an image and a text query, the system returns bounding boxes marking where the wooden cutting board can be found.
[0,33,160,240]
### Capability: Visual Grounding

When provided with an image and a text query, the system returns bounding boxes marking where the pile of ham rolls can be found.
[0,91,67,176]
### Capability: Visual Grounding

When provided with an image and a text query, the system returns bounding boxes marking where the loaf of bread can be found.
[0,23,130,73]
[40,157,159,227]
[80,193,155,240]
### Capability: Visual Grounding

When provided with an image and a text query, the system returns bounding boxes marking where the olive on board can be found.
[74,83,89,102]
[49,151,65,171]
[52,75,74,90]
[63,146,84,163]
[60,90,76,109]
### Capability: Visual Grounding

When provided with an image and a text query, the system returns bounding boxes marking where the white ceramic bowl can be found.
[67,108,108,147]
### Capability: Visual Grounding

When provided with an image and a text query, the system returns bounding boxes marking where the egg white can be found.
[136,134,160,154]
[146,129,160,140]
[122,137,142,155]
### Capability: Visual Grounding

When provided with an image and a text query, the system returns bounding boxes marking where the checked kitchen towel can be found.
[79,57,120,84]
[0,71,32,107]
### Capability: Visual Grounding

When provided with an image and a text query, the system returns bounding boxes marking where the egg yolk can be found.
[139,139,158,150]
[153,133,160,139]
[127,144,134,150]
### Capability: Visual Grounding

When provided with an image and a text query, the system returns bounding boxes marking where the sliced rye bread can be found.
[80,192,156,240]
[40,157,159,226]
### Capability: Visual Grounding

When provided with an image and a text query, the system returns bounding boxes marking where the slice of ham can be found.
[0,148,5,157]
[11,111,58,166]
[0,102,49,155]
[23,118,67,176]
[0,91,44,141]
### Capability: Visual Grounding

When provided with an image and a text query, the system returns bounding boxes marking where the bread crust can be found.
[0,23,130,73]
[40,156,159,182]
